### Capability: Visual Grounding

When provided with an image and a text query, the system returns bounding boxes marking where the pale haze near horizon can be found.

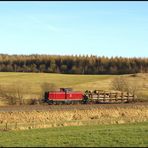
[0,1,148,58]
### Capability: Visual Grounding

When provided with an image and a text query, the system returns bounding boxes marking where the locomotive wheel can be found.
[58,101,62,105]
[53,101,57,105]
[47,100,53,105]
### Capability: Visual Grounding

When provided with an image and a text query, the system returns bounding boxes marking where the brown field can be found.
[0,102,148,131]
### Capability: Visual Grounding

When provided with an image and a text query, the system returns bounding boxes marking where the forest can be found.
[0,54,147,74]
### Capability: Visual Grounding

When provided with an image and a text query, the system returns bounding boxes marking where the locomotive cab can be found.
[60,88,73,92]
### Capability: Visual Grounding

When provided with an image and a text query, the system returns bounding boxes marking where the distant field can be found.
[0,72,114,92]
[0,122,147,147]
[0,72,147,105]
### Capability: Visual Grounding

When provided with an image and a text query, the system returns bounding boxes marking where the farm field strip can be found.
[0,103,148,131]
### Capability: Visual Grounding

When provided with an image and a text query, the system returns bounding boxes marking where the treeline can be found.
[0,54,147,74]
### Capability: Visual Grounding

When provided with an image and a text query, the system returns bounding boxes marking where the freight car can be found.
[44,88,136,105]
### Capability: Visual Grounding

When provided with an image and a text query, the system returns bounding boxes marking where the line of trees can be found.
[0,54,147,74]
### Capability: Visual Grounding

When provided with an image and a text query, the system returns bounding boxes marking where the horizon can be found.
[0,1,148,58]
[0,53,147,59]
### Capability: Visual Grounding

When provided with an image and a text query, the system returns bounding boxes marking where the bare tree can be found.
[111,76,141,96]
[13,83,29,105]
[111,76,129,92]
[0,83,29,105]
[40,82,57,100]
[41,82,57,92]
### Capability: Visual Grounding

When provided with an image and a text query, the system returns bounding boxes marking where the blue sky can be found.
[0,1,148,57]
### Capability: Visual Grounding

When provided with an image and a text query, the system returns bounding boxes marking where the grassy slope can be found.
[0,72,115,94]
[0,122,147,147]
[0,72,147,103]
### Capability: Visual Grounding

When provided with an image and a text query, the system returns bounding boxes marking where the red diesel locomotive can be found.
[44,88,85,104]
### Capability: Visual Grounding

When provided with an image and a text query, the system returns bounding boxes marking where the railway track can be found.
[0,102,148,112]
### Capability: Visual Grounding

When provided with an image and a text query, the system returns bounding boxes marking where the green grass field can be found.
[0,122,147,147]
[0,72,147,105]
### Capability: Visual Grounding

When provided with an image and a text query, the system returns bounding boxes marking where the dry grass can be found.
[0,104,148,130]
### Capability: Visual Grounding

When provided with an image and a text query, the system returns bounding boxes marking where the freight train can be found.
[44,88,135,104]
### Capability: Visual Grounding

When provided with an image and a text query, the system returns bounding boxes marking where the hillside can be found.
[0,72,147,105]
